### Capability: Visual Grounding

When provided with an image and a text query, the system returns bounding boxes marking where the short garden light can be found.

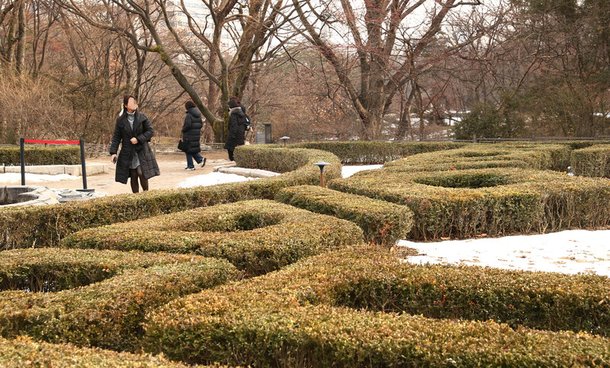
[279,136,290,147]
[314,161,330,187]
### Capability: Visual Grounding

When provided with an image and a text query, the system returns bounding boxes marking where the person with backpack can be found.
[224,96,248,161]
[180,100,206,170]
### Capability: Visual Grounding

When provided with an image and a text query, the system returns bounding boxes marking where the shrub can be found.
[0,251,239,351]
[61,200,363,276]
[275,185,413,246]
[144,248,610,366]
[0,336,205,368]
[0,248,199,292]
[0,145,80,165]
[0,147,341,250]
[329,167,610,240]
[294,141,464,164]
[571,144,610,178]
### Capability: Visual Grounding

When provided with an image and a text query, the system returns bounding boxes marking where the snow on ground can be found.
[177,172,256,188]
[0,173,79,184]
[342,165,383,178]
[398,230,610,277]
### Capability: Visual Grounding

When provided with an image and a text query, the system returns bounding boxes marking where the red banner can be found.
[24,139,80,145]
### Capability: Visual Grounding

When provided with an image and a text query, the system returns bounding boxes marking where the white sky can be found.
[1,165,607,278]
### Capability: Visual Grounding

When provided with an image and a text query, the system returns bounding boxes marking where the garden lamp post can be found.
[279,136,290,147]
[314,161,330,187]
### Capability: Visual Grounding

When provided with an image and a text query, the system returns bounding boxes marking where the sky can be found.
[1,165,607,278]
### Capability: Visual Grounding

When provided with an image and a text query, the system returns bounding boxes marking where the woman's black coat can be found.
[181,107,203,153]
[109,111,160,184]
[224,107,246,150]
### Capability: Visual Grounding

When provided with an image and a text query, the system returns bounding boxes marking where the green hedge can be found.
[329,167,610,240]
[275,185,413,246]
[144,248,610,366]
[0,251,239,351]
[0,147,341,250]
[61,200,363,276]
[0,145,80,165]
[571,144,610,178]
[0,248,202,292]
[383,143,572,172]
[294,141,465,164]
[0,336,209,368]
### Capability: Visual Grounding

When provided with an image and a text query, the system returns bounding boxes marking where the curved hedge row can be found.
[0,147,341,250]
[330,167,610,240]
[0,248,201,292]
[571,144,610,178]
[0,251,239,351]
[294,141,464,164]
[383,143,572,172]
[144,248,610,366]
[61,200,363,276]
[275,185,413,246]
[0,145,81,166]
[0,336,204,368]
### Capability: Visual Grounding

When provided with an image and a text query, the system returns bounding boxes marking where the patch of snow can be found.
[0,173,79,184]
[342,165,383,178]
[398,229,610,277]
[177,172,257,188]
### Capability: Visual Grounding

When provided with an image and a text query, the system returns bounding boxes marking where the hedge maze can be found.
[0,142,609,366]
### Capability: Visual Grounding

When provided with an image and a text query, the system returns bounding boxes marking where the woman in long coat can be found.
[224,97,247,161]
[181,100,206,170]
[109,95,160,193]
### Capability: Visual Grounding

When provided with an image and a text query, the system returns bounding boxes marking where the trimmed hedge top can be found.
[62,200,364,276]
[571,144,610,178]
[330,167,610,239]
[0,147,341,250]
[144,247,610,367]
[0,251,239,351]
[275,185,413,246]
[0,336,206,368]
[0,145,81,166]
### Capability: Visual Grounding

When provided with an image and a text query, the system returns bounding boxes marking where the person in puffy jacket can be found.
[224,97,247,161]
[109,95,160,193]
[181,100,206,170]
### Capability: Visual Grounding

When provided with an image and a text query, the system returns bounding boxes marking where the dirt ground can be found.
[26,150,231,196]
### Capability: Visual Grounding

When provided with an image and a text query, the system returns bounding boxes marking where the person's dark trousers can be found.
[227,149,234,161]
[129,166,148,193]
[186,152,204,168]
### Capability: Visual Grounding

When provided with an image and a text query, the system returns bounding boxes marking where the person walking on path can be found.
[181,100,206,170]
[109,95,160,193]
[224,96,247,161]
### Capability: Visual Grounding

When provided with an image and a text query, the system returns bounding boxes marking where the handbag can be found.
[177,139,186,152]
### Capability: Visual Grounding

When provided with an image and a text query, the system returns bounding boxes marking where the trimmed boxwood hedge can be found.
[383,143,572,172]
[143,248,610,367]
[0,336,207,368]
[0,251,239,351]
[330,167,610,240]
[571,144,610,178]
[0,145,81,166]
[294,141,465,164]
[0,147,341,250]
[275,185,413,246]
[0,248,201,292]
[61,200,364,276]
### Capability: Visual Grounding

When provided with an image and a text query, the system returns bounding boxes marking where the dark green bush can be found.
[144,248,610,367]
[275,185,413,246]
[62,200,363,276]
[330,167,610,240]
[0,145,80,165]
[0,147,341,250]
